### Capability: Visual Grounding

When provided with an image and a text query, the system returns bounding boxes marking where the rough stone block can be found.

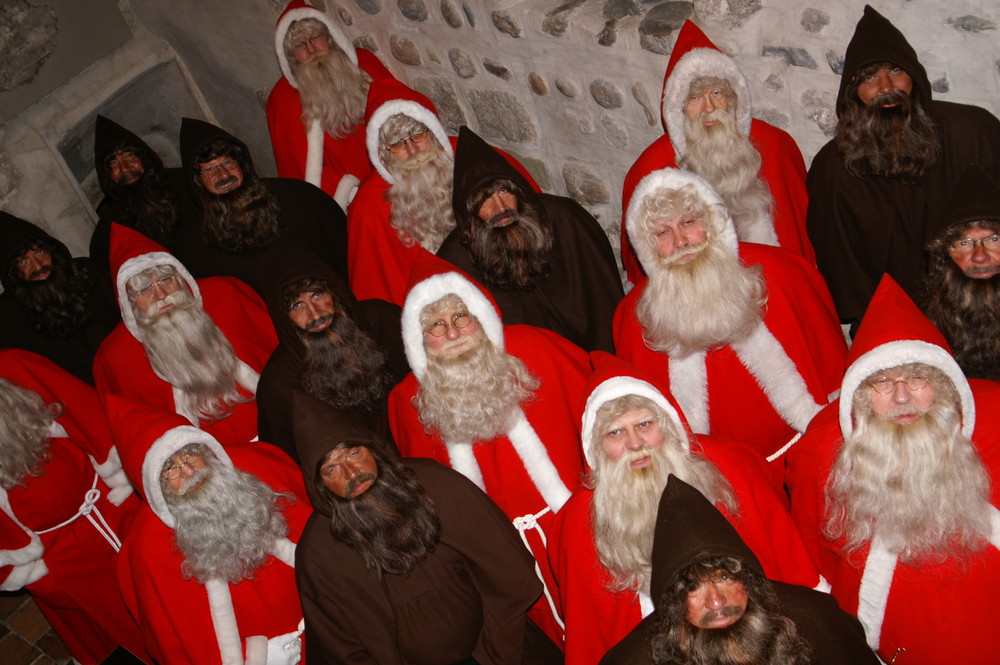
[389,34,421,65]
[491,11,520,38]
[601,115,629,149]
[800,8,829,33]
[590,79,624,109]
[825,50,844,75]
[931,77,950,94]
[529,72,548,95]
[441,0,464,28]
[397,0,428,22]
[542,0,585,37]
[555,77,578,98]
[354,0,382,15]
[449,49,476,78]
[483,59,511,80]
[801,89,837,136]
[0,1,59,92]
[413,76,466,130]
[469,89,536,143]
[762,46,818,69]
[638,2,693,54]
[947,15,995,33]
[694,0,761,26]
[632,82,658,126]
[563,163,610,205]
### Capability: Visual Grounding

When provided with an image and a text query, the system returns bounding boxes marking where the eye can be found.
[289,301,303,310]
[636,420,653,431]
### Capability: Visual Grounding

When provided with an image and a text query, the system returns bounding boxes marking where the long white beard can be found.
[681,111,776,246]
[385,147,456,252]
[293,48,369,138]
[165,462,289,583]
[0,379,54,490]
[135,292,250,422]
[826,397,993,563]
[415,339,538,443]
[637,240,764,358]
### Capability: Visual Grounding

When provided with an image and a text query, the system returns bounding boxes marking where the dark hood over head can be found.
[649,476,763,606]
[0,212,71,293]
[291,389,397,514]
[94,115,166,194]
[179,117,258,195]
[451,126,540,233]
[838,5,931,114]
[929,165,1000,242]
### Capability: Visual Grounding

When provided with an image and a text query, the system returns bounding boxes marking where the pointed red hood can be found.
[108,223,200,339]
[580,351,691,470]
[660,20,752,154]
[364,77,451,185]
[400,252,502,383]
[839,274,974,438]
[104,393,232,528]
[274,0,355,89]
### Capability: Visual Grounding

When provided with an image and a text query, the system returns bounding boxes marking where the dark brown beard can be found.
[102,172,179,247]
[835,89,941,183]
[299,311,394,411]
[461,200,553,290]
[12,250,97,338]
[652,564,811,665]
[924,253,1000,381]
[199,176,284,255]
[319,449,441,575]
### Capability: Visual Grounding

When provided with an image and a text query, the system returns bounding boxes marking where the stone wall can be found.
[0,0,996,260]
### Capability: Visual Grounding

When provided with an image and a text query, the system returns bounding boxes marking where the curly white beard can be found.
[826,393,993,563]
[385,145,456,252]
[637,240,765,358]
[0,378,55,490]
[415,336,539,443]
[164,461,290,584]
[134,291,250,422]
[293,47,369,138]
[680,110,775,246]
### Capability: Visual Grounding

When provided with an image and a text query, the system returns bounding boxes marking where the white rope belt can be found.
[35,473,122,552]
[513,506,565,631]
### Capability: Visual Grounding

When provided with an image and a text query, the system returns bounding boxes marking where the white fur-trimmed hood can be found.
[116,251,201,340]
[274,1,356,90]
[365,97,451,186]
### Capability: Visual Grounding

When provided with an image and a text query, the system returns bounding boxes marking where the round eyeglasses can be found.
[161,452,203,480]
[132,275,179,301]
[869,376,929,394]
[385,130,431,154]
[426,312,472,337]
[948,235,1000,254]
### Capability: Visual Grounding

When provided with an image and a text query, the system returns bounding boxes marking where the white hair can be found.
[0,378,58,490]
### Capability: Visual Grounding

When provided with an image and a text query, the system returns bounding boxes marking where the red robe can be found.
[613,243,846,465]
[388,325,591,645]
[550,439,822,665]
[785,379,1000,665]
[266,49,393,199]
[116,443,311,665]
[621,121,814,285]
[93,277,278,444]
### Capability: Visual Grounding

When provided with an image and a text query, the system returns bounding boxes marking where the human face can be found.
[857,65,913,106]
[161,450,208,495]
[197,156,243,195]
[423,305,481,360]
[320,445,378,499]
[385,129,433,162]
[108,150,144,185]
[288,289,336,334]
[685,86,729,121]
[685,569,749,629]
[946,225,1000,279]
[653,215,708,263]
[601,409,665,470]
[868,368,936,425]
[477,188,519,227]
[13,244,52,281]
[291,32,330,63]
[132,272,184,315]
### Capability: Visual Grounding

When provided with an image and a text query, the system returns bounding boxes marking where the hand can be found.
[266,628,303,665]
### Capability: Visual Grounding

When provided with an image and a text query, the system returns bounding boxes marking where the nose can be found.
[892,380,911,404]
[703,92,716,112]
[876,71,893,94]
[178,462,197,479]
[624,429,644,451]
[403,139,421,156]
[971,242,989,263]
[704,582,726,609]
[444,322,462,340]
[25,253,44,273]
[151,281,171,301]
[303,300,321,320]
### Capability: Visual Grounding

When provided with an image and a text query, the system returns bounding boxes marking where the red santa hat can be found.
[580,351,691,470]
[364,78,452,185]
[661,20,753,155]
[274,0,356,90]
[839,274,975,439]
[400,252,503,382]
[109,223,201,340]
[104,394,232,529]
[624,167,739,276]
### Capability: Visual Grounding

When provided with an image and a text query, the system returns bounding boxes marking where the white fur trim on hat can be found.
[625,168,739,276]
[275,5,356,90]
[581,375,689,469]
[662,47,752,157]
[142,426,232,529]
[401,272,503,382]
[839,340,976,440]
[116,251,201,340]
[366,99,452,185]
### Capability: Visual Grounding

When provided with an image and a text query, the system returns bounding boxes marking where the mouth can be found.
[306,314,334,333]
[630,455,653,470]
[120,171,142,185]
[213,177,240,193]
[487,210,517,228]
[966,266,1000,279]
[27,267,52,281]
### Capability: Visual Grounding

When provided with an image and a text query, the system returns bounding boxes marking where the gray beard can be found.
[385,147,456,252]
[165,462,289,583]
[0,379,54,490]
[293,48,369,138]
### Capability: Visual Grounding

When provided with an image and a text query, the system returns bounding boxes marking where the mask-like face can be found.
[652,215,709,264]
[320,445,378,499]
[422,305,483,360]
[291,31,330,64]
[477,187,519,227]
[600,408,665,470]
[946,225,1000,279]
[685,86,730,122]
[197,156,244,195]
[287,289,337,334]
[856,65,913,107]
[685,569,749,629]
[13,243,52,282]
[867,369,936,425]
[161,450,209,496]
[108,150,145,186]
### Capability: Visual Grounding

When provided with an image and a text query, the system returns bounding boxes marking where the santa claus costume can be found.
[621,20,813,286]
[93,223,278,444]
[614,168,846,469]
[388,258,590,645]
[785,275,1000,664]
[0,349,146,664]
[550,352,823,665]
[109,395,310,665]
[266,0,396,208]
